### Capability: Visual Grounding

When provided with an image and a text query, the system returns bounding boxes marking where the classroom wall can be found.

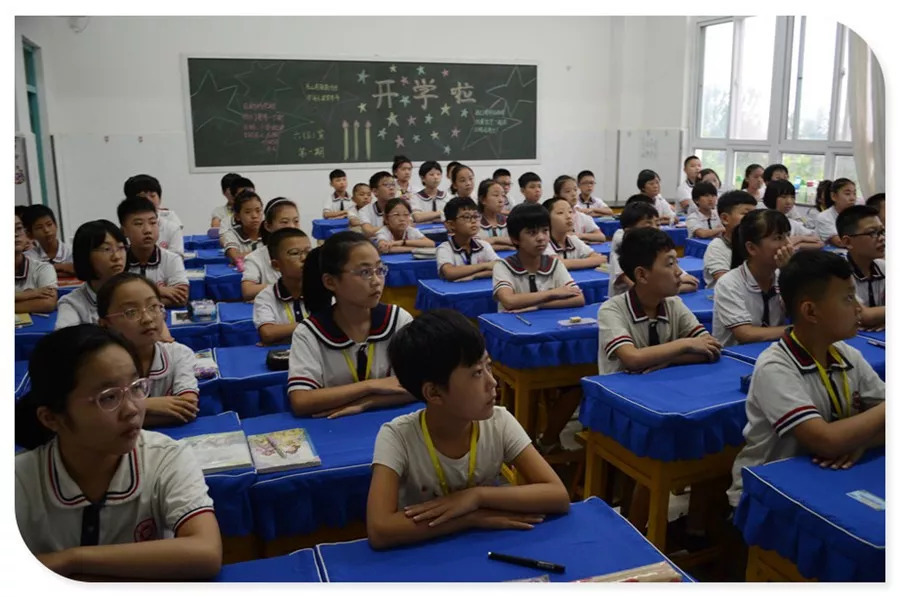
[14,15,692,239]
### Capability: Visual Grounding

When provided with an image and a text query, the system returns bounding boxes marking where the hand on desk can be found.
[404,488,481,526]
[684,335,722,362]
[471,508,545,531]
[812,447,866,470]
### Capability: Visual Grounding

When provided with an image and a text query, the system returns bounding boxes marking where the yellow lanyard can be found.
[341,343,375,383]
[420,411,478,496]
[281,299,308,324]
[790,331,852,419]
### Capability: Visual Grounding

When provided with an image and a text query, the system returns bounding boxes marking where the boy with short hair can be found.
[675,155,702,215]
[435,197,499,281]
[253,227,312,345]
[702,190,758,289]
[492,168,515,213]
[866,193,885,231]
[116,196,189,307]
[211,172,241,230]
[575,170,613,217]
[15,212,57,314]
[366,309,570,549]
[492,203,584,313]
[685,181,725,239]
[727,250,884,509]
[23,204,75,277]
[759,163,790,210]
[322,169,351,219]
[411,161,447,223]
[359,171,398,238]
[348,182,372,231]
[517,172,543,206]
[123,174,184,257]
[836,205,885,329]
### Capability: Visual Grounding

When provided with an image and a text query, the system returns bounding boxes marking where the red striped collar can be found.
[502,253,556,275]
[126,246,161,268]
[449,235,485,254]
[846,254,885,282]
[47,438,141,509]
[624,288,669,323]
[148,342,170,378]
[301,303,399,349]
[777,329,853,374]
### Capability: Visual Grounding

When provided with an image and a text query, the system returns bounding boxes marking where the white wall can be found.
[14,15,692,239]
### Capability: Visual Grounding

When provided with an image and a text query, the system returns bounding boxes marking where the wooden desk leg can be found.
[646,463,670,553]
[513,373,535,438]
[583,439,608,500]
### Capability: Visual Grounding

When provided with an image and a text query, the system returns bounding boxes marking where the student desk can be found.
[14,361,30,400]
[416,222,449,244]
[184,234,221,251]
[217,302,257,347]
[214,548,322,582]
[661,225,689,247]
[684,238,711,259]
[316,497,690,582]
[205,263,243,301]
[857,329,885,343]
[677,256,706,288]
[311,218,350,241]
[579,357,753,552]
[166,307,221,351]
[594,217,621,239]
[723,335,885,380]
[14,311,57,361]
[214,344,290,418]
[184,248,229,269]
[677,288,715,329]
[736,448,884,582]
[246,403,420,544]
[56,279,82,297]
[185,270,207,301]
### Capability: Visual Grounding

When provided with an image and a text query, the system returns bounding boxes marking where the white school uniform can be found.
[242,245,279,286]
[712,262,785,347]
[411,189,449,215]
[394,184,414,201]
[210,204,234,232]
[357,200,387,228]
[148,341,199,398]
[222,227,263,256]
[654,195,677,223]
[157,211,185,257]
[492,254,578,313]
[322,192,352,216]
[253,279,309,329]
[788,218,816,237]
[576,195,610,212]
[607,228,629,298]
[126,246,189,288]
[815,206,839,242]
[675,180,700,215]
[15,430,214,553]
[287,303,413,393]
[478,214,509,239]
[435,236,499,278]
[685,209,722,238]
[846,255,886,308]
[726,333,884,506]
[373,226,426,245]
[373,406,532,508]
[543,234,594,260]
[573,211,601,236]
[15,255,58,291]
[55,283,99,329]
[26,240,73,265]
[702,237,732,289]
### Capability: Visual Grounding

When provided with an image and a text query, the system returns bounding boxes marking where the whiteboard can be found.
[615,129,684,203]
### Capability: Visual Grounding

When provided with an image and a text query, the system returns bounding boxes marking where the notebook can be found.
[247,428,321,474]
[179,431,253,474]
[15,313,33,328]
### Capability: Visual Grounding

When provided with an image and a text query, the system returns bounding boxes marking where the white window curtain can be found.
[847,30,885,198]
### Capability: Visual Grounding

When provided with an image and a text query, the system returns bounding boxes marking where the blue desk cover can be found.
[205,264,242,302]
[677,288,715,327]
[184,248,228,269]
[214,344,290,418]
[167,307,220,351]
[217,302,257,347]
[735,449,885,582]
[661,225,688,247]
[184,234,221,251]
[312,218,349,241]
[723,334,885,380]
[857,329,885,343]
[246,403,420,541]
[14,361,30,400]
[595,217,621,239]
[317,497,688,582]
[678,256,706,289]
[417,223,449,244]
[188,275,206,301]
[15,311,57,361]
[579,357,753,461]
[155,412,256,537]
[684,238,711,259]
[214,549,322,582]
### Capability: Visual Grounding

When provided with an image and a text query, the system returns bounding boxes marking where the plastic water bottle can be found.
[806,181,817,205]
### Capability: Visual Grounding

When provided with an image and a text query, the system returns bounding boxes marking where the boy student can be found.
[348,182,372,231]
[726,250,885,510]
[322,169,351,219]
[117,196,189,307]
[492,168,515,213]
[517,172,543,206]
[15,213,58,314]
[436,197,499,281]
[702,190,758,289]
[23,204,75,277]
[359,171,398,238]
[575,170,613,217]
[758,163,790,210]
[210,172,241,229]
[253,227,312,345]
[675,155,703,214]
[123,174,184,257]
[492,203,584,313]
[836,205,885,329]
[366,309,570,549]
[411,161,447,223]
[684,181,725,239]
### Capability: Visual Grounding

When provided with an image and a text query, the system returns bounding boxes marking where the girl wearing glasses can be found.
[14,324,222,580]
[98,273,200,426]
[288,231,415,419]
[373,198,436,254]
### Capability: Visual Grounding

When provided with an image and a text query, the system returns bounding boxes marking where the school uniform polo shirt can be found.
[323,192,352,215]
[15,430,214,553]
[287,303,413,393]
[573,211,601,236]
[221,227,263,255]
[702,237,732,289]
[253,279,309,328]
[543,234,594,260]
[373,226,426,244]
[597,288,709,375]
[148,341,199,398]
[492,254,578,313]
[436,236,499,278]
[576,195,611,212]
[726,332,885,506]
[815,206,840,241]
[654,195,677,222]
[788,218,815,237]
[685,209,722,238]
[410,189,448,215]
[26,240,73,264]
[15,255,58,291]
[675,180,700,215]
[157,211,185,257]
[713,262,785,347]
[607,229,628,298]
[55,283,98,329]
[847,255,886,307]
[210,204,234,232]
[242,245,278,286]
[357,200,388,228]
[478,214,508,239]
[126,246,189,288]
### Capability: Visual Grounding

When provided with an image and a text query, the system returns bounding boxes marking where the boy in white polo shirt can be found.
[836,205,886,329]
[436,197,499,281]
[702,190,758,289]
[322,168,351,219]
[575,170,614,217]
[253,228,312,345]
[685,181,725,239]
[15,212,58,314]
[23,204,76,277]
[727,251,885,509]
[675,155,702,215]
[359,171,397,238]
[124,174,185,257]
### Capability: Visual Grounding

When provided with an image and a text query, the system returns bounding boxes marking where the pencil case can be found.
[266,349,290,371]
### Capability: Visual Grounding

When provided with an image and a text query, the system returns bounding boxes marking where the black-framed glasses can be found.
[88,378,150,412]
[849,228,886,240]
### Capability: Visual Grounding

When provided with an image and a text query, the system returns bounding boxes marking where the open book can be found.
[179,431,253,474]
[247,428,321,474]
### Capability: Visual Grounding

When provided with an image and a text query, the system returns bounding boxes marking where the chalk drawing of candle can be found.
[342,120,349,161]
[365,121,372,161]
[353,120,360,161]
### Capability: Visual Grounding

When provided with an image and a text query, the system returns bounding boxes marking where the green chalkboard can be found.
[185,57,537,168]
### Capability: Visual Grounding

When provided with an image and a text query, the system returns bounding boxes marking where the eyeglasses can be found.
[388,213,411,220]
[285,248,311,259]
[105,303,166,321]
[344,265,389,280]
[92,244,127,257]
[849,228,886,240]
[89,377,150,412]
[455,214,480,222]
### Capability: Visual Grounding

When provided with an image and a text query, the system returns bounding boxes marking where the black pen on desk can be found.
[488,552,565,574]
[514,314,532,326]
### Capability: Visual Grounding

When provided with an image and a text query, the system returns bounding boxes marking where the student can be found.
[492,203,584,313]
[836,205,885,329]
[685,181,725,239]
[322,169,351,219]
[762,180,824,251]
[675,155,703,214]
[477,178,516,249]
[14,325,221,580]
[492,168,515,213]
[253,227,312,345]
[699,168,722,192]
[287,231,415,418]
[436,197,500,281]
[741,163,765,201]
[713,209,793,346]
[815,178,858,247]
[366,309,569,549]
[98,273,200,427]
[359,171,398,237]
[117,196,189,307]
[221,190,264,266]
[23,204,75,277]
[56,220,127,329]
[542,197,606,270]
[241,197,301,301]
[637,169,677,225]
[411,161,447,223]
[758,163,790,210]
[15,213,58,314]
[374,198,435,254]
[219,176,255,246]
[210,172,241,229]
[555,174,606,243]
[726,251,884,510]
[123,174,184,257]
[702,190,758,289]
[866,193,885,231]
[446,161,461,195]
[517,172,543,206]
[348,182,373,231]
[575,170,614,217]
[392,155,414,200]
[450,164,476,200]
[15,205,34,253]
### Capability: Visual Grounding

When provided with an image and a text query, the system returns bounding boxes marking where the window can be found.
[695,149,726,181]
[699,22,732,138]
[834,155,862,196]
[781,154,825,185]
[786,18,836,140]
[733,17,776,140]
[733,151,770,188]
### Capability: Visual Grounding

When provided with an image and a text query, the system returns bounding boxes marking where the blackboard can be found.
[184,57,538,169]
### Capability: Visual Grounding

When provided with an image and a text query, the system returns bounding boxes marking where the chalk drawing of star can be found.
[399,95,411,107]
[377,128,387,139]
[407,115,417,126]
[357,102,367,113]
[443,145,451,155]
[389,64,397,73]
[357,70,370,84]
[412,134,421,143]
[431,131,440,140]
[460,108,469,118]
[395,135,405,148]
[387,112,399,127]
[424,113,433,124]
[416,66,425,76]
[450,127,461,138]
[440,103,451,116]
[442,69,450,77]
[400,76,409,86]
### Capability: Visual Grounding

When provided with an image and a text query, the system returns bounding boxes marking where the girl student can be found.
[240,197,302,301]
[712,209,794,347]
[555,174,606,243]
[287,231,415,419]
[762,180,824,251]
[14,325,221,580]
[476,178,516,249]
[410,161,447,224]
[542,197,607,270]
[741,163,765,201]
[450,163,476,200]
[222,190,264,267]
[373,198,436,254]
[392,155,414,200]
[98,273,201,426]
[446,161,461,195]
[815,178,859,248]
[699,168,722,192]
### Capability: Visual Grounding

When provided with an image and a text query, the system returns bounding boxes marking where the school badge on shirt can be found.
[134,518,158,542]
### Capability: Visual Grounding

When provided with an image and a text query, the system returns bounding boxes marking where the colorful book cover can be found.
[180,431,253,474]
[247,428,321,474]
